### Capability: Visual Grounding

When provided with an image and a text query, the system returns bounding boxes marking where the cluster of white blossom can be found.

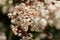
[8,0,60,40]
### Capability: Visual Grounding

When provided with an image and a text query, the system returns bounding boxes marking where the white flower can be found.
[40,18,47,29]
[41,9,49,18]
[34,17,40,23]
[55,1,60,8]
[18,33,22,36]
[54,19,60,29]
[40,9,45,15]
[23,26,28,32]
[13,11,17,16]
[8,13,14,19]
[12,28,18,35]
[55,9,60,19]
[10,25,15,29]
[19,3,26,9]
[28,33,33,37]
[47,4,56,12]
[31,25,36,31]
[44,0,56,4]
[11,19,16,24]
[48,19,54,26]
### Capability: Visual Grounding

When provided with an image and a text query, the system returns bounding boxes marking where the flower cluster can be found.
[8,0,60,40]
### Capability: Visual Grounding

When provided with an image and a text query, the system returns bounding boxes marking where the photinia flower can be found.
[7,0,60,40]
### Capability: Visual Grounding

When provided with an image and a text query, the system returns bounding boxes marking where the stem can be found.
[8,30,13,40]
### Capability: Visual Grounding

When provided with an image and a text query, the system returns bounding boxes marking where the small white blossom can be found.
[55,1,60,8]
[54,19,60,29]
[18,33,22,36]
[11,19,16,24]
[47,4,56,12]
[55,9,60,19]
[44,0,56,4]
[40,18,47,29]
